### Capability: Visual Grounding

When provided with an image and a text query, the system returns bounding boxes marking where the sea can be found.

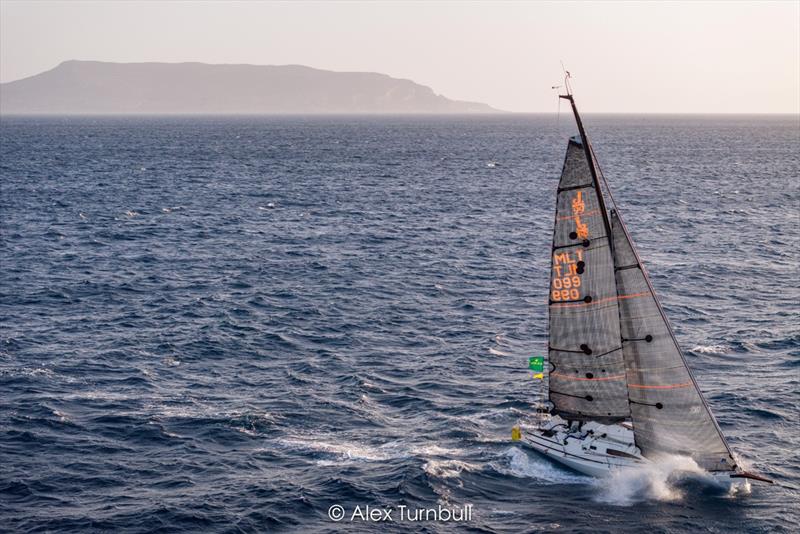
[1,114,798,533]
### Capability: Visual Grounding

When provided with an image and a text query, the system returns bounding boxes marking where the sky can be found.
[1,0,798,113]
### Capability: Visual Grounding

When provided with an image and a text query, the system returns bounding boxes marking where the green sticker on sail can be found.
[529,356,544,372]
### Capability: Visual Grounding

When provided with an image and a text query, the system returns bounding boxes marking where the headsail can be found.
[610,210,736,471]
[547,136,629,422]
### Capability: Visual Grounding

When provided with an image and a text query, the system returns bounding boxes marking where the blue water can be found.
[1,115,798,533]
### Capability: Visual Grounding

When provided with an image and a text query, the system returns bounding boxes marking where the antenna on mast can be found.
[555,63,573,101]
[559,61,573,96]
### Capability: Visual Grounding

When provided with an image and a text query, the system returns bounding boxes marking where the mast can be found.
[559,93,614,247]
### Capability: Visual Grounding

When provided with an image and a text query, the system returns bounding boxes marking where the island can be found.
[0,60,501,115]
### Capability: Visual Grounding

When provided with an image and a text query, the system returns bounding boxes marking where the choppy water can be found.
[1,114,798,533]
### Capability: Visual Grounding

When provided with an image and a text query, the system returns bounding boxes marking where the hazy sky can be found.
[1,0,798,113]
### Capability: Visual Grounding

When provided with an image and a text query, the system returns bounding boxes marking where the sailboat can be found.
[516,81,772,486]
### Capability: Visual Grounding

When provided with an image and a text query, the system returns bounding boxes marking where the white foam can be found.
[489,347,510,356]
[423,459,478,479]
[494,333,510,346]
[490,447,591,485]
[691,344,726,354]
[410,444,464,457]
[276,437,408,462]
[1,367,55,379]
[65,390,132,401]
[593,454,711,506]
[360,380,386,393]
[276,435,477,475]
[52,409,70,423]
[726,479,752,497]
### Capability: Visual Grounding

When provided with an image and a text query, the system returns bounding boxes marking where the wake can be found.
[593,454,751,506]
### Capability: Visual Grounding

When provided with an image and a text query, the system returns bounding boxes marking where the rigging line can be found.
[557,90,561,141]
[591,346,624,358]
[587,143,736,459]
[552,84,563,177]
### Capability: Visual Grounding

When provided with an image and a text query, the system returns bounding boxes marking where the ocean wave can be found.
[690,344,727,354]
[489,447,591,485]
[1,115,796,532]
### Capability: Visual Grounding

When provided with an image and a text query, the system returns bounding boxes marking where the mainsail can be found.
[547,94,736,471]
[547,136,629,422]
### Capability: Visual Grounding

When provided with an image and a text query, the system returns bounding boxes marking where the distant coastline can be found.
[0,60,503,115]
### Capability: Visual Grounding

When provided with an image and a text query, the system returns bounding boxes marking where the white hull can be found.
[518,416,752,488]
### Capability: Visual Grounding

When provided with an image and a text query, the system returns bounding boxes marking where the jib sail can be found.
[610,210,736,472]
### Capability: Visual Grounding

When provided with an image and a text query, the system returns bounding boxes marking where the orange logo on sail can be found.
[571,191,585,215]
[572,191,589,239]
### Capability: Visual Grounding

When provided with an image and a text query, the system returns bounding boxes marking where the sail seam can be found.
[557,209,601,221]
[549,390,590,400]
[551,373,626,381]
[557,183,593,193]
[549,346,622,358]
[550,292,648,308]
[627,365,688,372]
[628,382,692,389]
[548,347,585,354]
[552,237,608,251]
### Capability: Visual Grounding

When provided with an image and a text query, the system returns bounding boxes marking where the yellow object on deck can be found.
[532,372,544,379]
[511,425,521,441]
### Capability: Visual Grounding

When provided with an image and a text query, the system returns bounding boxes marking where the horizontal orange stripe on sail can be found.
[556,210,602,221]
[550,292,650,309]
[628,382,692,389]
[550,373,626,381]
